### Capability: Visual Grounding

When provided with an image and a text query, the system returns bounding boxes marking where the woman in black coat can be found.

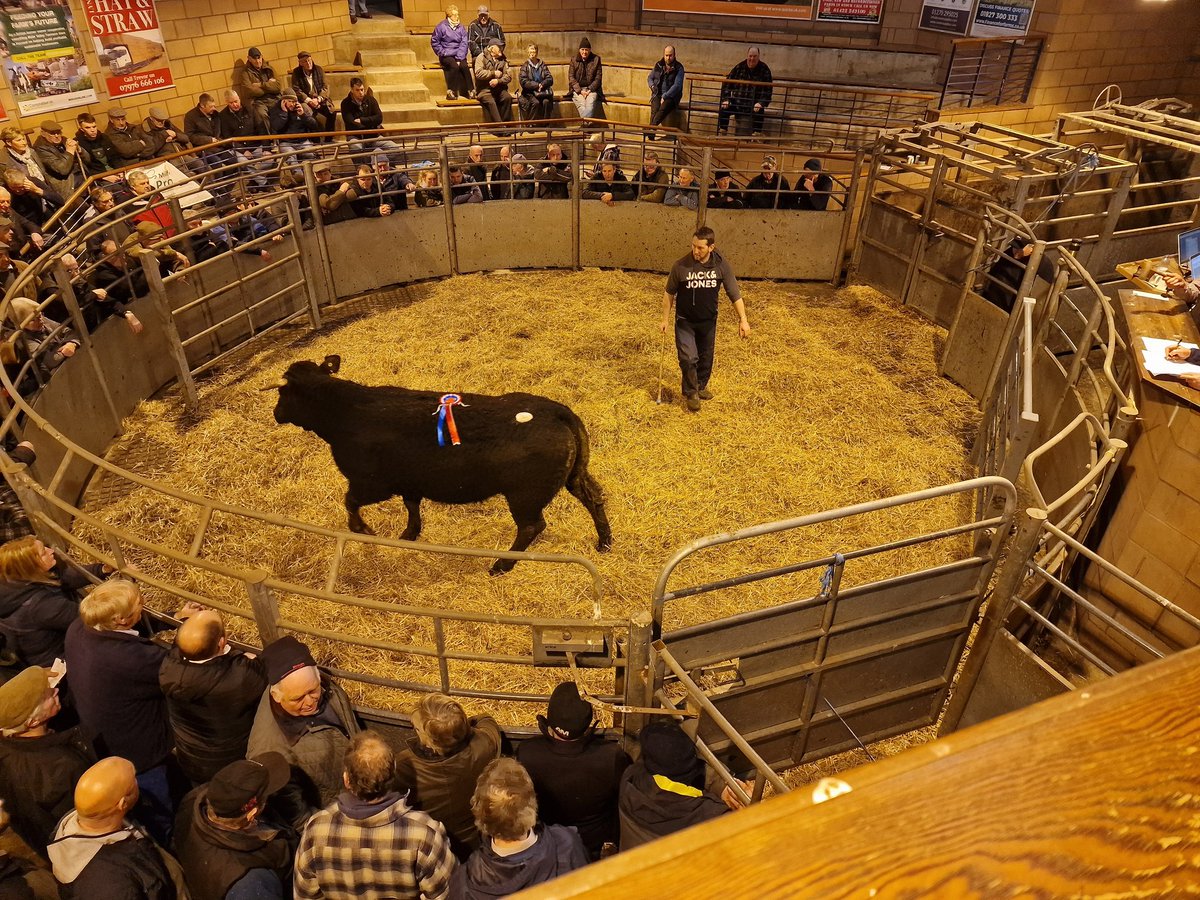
[0,536,106,667]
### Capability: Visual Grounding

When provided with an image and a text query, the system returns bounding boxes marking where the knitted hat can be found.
[638,720,699,780]
[280,89,298,101]
[248,47,262,59]
[262,634,317,685]
[578,37,591,50]
[714,169,731,180]
[538,682,593,740]
[803,158,822,172]
[8,297,40,328]
[207,752,290,818]
[0,666,48,729]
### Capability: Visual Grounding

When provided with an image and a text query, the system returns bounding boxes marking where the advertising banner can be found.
[0,0,97,116]
[81,0,174,99]
[641,0,815,21]
[918,0,974,34]
[970,0,1034,37]
[815,0,884,24]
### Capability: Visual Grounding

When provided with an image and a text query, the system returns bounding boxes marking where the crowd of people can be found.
[0,558,752,898]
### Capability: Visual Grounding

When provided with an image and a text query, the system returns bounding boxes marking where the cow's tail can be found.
[560,407,613,550]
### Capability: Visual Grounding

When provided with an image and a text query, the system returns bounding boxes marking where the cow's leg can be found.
[491,502,548,575]
[400,496,423,542]
[345,489,374,535]
[567,469,613,552]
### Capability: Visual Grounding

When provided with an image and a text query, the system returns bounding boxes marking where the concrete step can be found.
[351,16,408,34]
[356,48,420,67]
[381,101,444,125]
[371,84,431,104]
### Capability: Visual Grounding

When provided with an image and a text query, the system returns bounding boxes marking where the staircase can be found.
[330,17,442,131]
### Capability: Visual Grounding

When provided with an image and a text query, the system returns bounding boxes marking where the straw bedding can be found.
[79,269,979,735]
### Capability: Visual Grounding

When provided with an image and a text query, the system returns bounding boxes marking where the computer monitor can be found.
[1179,227,1200,272]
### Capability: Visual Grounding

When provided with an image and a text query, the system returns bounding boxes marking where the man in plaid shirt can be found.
[295,730,456,899]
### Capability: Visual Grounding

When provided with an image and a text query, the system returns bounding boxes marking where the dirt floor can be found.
[80,270,980,736]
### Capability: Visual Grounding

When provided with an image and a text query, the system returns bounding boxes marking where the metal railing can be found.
[940,34,1046,110]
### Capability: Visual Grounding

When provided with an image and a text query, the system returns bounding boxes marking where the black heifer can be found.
[271,355,612,574]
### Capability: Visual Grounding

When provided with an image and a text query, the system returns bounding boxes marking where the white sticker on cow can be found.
[515,412,533,423]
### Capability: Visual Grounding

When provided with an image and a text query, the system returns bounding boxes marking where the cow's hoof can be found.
[349,521,375,535]
[489,561,514,576]
[597,538,613,552]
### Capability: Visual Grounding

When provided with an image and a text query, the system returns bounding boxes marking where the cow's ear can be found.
[321,355,341,374]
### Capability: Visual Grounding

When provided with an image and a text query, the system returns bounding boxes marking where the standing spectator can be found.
[617,720,748,850]
[73,113,121,179]
[464,145,489,200]
[104,107,155,166]
[32,120,84,201]
[173,752,296,900]
[432,5,473,101]
[535,143,570,200]
[518,43,554,123]
[159,609,268,786]
[295,731,456,900]
[246,635,362,813]
[467,5,504,61]
[233,47,283,128]
[488,146,511,200]
[718,46,773,137]
[63,581,179,847]
[47,756,185,899]
[473,40,513,127]
[707,168,744,210]
[793,157,835,210]
[348,0,370,24]
[582,161,633,206]
[637,150,669,203]
[0,536,106,669]
[648,45,684,133]
[397,693,501,859]
[313,162,356,224]
[745,154,790,209]
[448,165,483,204]
[449,758,589,899]
[516,681,630,860]
[291,51,337,137]
[508,154,535,199]
[413,168,443,207]
[569,38,603,120]
[373,153,413,209]
[348,164,394,218]
[0,664,96,855]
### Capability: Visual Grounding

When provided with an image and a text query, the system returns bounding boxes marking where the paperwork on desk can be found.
[1142,336,1200,377]
[1131,289,1174,302]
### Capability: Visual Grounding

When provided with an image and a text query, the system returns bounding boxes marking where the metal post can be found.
[302,159,338,305]
[570,139,581,270]
[697,146,712,229]
[622,611,654,741]
[245,569,282,645]
[49,259,122,435]
[939,507,1047,734]
[832,149,864,287]
[284,192,324,328]
[139,252,199,413]
[439,144,459,275]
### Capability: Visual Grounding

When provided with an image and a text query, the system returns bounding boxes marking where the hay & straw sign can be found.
[82,0,175,99]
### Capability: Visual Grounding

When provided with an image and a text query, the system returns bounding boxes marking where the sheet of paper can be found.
[1142,337,1200,377]
[1131,289,1173,302]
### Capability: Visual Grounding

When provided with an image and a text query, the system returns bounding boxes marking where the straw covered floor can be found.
[80,269,979,727]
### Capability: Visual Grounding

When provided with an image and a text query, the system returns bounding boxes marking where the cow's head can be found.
[270,355,341,427]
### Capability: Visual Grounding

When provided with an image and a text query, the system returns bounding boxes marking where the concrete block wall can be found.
[403,0,602,31]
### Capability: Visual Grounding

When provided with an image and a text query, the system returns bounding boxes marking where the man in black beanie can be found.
[516,681,630,860]
[617,719,749,850]
[245,635,361,814]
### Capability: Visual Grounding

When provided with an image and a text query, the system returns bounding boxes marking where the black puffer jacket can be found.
[0,725,96,853]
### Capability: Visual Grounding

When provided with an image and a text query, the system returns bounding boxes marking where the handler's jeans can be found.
[675,315,717,398]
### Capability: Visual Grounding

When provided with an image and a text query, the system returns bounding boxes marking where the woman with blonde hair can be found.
[0,535,106,667]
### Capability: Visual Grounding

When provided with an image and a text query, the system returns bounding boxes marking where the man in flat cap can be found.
[104,107,155,166]
[516,680,630,860]
[141,105,201,174]
[468,5,504,62]
[291,51,337,138]
[246,635,362,813]
[32,119,84,200]
[268,90,317,183]
[174,752,296,900]
[473,38,513,127]
[233,47,282,129]
[0,665,95,854]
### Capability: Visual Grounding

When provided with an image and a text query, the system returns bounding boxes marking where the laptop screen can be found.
[1179,227,1200,271]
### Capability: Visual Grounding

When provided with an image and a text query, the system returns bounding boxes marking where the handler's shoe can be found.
[698,388,714,400]
[686,394,701,412]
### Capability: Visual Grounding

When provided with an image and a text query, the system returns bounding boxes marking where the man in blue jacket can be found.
[648,46,684,134]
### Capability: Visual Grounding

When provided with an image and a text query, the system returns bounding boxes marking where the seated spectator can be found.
[59,253,143,333]
[73,113,121,180]
[125,169,177,236]
[509,154,534,199]
[793,157,835,211]
[63,581,177,847]
[90,239,150,311]
[142,106,201,175]
[473,40,513,128]
[0,535,106,669]
[246,634,362,812]
[313,161,356,224]
[268,91,317,180]
[449,758,589,898]
[3,169,62,231]
[32,120,84,202]
[2,127,47,186]
[47,756,184,899]
[217,90,270,191]
[397,692,501,859]
[233,47,283,129]
[0,800,59,899]
[516,681,630,860]
[0,247,39,298]
[432,5,473,101]
[0,185,48,255]
[174,751,296,900]
[618,719,748,850]
[637,151,669,203]
[582,161,633,206]
[648,45,684,133]
[718,46,773,137]
[104,107,155,166]
[221,193,286,259]
[413,168,444,208]
[339,77,393,153]
[569,38,603,121]
[708,169,744,210]
[80,188,125,256]
[184,93,223,158]
[291,51,337,137]
[518,43,554,123]
[295,730,456,899]
[489,145,512,200]
[448,165,483,204]
[745,154,790,210]
[122,222,190,278]
[663,167,699,210]
[0,664,96,855]
[7,297,79,376]
[464,145,489,200]
[348,164,394,218]
[535,143,570,200]
[159,609,268,786]
[468,5,505,61]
